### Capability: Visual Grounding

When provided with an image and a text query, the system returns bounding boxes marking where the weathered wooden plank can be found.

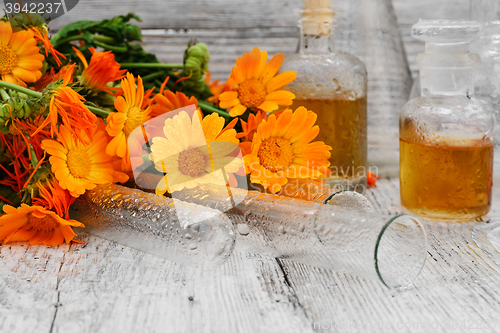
[43,0,304,30]
[0,244,64,333]
[0,0,474,83]
[2,178,500,332]
[40,0,471,31]
[0,235,312,332]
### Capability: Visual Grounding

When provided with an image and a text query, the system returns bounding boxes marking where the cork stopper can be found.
[301,0,335,36]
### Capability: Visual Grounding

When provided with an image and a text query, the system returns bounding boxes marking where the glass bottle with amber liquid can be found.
[280,0,368,193]
[400,20,495,221]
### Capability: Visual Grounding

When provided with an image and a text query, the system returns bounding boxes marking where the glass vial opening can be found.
[374,214,427,289]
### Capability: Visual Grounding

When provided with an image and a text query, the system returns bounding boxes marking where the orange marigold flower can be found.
[33,64,74,91]
[0,204,84,245]
[30,26,65,67]
[243,107,331,194]
[145,87,203,143]
[149,111,241,195]
[94,117,130,183]
[150,89,200,118]
[73,46,126,93]
[219,47,296,117]
[0,21,44,87]
[205,72,230,105]
[41,125,116,197]
[106,72,151,171]
[33,177,75,219]
[35,64,97,144]
[141,86,156,110]
[238,110,284,156]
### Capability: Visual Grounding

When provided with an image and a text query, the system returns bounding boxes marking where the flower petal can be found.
[260,53,285,85]
[257,100,278,113]
[229,104,247,117]
[0,21,12,46]
[265,71,297,92]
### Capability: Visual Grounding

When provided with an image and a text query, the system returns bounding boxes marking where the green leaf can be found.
[7,12,47,30]
[51,20,101,46]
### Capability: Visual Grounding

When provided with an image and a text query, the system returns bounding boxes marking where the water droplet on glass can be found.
[237,224,250,236]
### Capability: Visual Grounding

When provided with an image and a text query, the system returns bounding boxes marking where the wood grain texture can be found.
[0,0,475,81]
[1,239,311,332]
[1,178,500,333]
[40,0,304,30]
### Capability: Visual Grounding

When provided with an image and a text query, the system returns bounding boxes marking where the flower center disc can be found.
[257,137,294,172]
[124,107,144,137]
[178,147,208,177]
[0,45,17,75]
[67,147,91,178]
[238,79,267,108]
[27,213,59,231]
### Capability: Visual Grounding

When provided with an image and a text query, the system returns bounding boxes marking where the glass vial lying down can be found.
[175,183,427,289]
[75,183,427,289]
[70,184,236,269]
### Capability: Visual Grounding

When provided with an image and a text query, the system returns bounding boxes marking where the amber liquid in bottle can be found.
[291,97,367,188]
[400,130,493,220]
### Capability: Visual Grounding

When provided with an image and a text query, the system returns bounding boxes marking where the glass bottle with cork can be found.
[280,0,368,193]
[400,20,495,221]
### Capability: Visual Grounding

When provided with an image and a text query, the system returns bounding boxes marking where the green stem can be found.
[93,35,116,44]
[120,63,183,69]
[0,81,42,98]
[198,100,231,120]
[86,104,112,117]
[142,72,166,82]
[53,34,116,47]
[94,41,128,53]
[0,80,112,117]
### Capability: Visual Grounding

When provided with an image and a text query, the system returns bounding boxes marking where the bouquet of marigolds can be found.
[0,12,377,246]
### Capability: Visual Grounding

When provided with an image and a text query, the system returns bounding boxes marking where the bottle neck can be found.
[299,33,332,54]
[298,5,334,54]
[420,67,476,97]
[417,52,480,97]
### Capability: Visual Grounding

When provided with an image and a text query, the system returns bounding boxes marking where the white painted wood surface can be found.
[2,178,500,333]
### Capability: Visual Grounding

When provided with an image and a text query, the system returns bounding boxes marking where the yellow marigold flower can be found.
[0,204,84,246]
[149,111,241,195]
[219,47,296,117]
[0,21,44,87]
[41,125,116,197]
[106,72,151,170]
[73,46,126,93]
[243,107,332,194]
